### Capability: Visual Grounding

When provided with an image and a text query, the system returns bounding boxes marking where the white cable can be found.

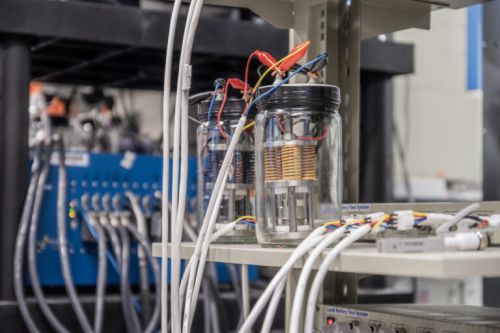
[241,264,250,319]
[171,1,201,331]
[126,192,147,259]
[238,227,326,333]
[161,1,182,332]
[436,203,480,234]
[210,222,237,242]
[260,278,285,333]
[290,227,346,333]
[183,166,230,332]
[304,225,371,333]
[183,115,247,332]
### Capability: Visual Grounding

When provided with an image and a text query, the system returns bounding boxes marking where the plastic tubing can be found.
[303,225,371,333]
[55,137,93,333]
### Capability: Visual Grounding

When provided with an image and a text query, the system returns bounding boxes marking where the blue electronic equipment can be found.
[34,151,257,287]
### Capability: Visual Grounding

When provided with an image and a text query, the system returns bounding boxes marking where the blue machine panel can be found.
[35,152,257,287]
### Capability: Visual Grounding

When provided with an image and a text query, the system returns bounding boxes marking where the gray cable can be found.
[92,219,108,333]
[14,144,43,333]
[227,264,244,327]
[124,223,161,333]
[28,141,71,333]
[55,136,94,333]
[126,193,151,325]
[118,225,142,333]
[103,221,122,265]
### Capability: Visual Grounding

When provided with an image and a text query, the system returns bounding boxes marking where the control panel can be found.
[315,304,500,333]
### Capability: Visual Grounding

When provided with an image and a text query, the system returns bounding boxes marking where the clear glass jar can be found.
[254,84,342,247]
[197,98,256,243]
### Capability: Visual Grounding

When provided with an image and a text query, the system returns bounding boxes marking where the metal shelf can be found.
[152,242,500,279]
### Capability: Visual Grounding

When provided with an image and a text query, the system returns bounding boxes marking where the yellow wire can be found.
[242,41,310,130]
[246,41,311,106]
[243,121,255,130]
[373,214,390,230]
[235,215,256,223]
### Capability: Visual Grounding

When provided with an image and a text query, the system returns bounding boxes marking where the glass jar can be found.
[254,84,342,247]
[197,98,256,244]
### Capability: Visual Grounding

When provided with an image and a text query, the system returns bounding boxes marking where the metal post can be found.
[0,38,30,300]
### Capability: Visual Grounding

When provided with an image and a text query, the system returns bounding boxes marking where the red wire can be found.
[244,51,259,102]
[297,123,329,141]
[217,80,231,139]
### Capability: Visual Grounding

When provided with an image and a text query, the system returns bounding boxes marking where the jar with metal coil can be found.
[254,84,342,247]
[197,97,256,244]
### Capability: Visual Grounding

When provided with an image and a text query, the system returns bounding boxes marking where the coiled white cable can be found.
[303,225,372,333]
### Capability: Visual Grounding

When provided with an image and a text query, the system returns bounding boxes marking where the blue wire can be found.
[80,210,142,312]
[207,81,222,122]
[243,53,328,117]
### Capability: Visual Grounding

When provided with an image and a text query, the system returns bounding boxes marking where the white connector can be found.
[489,214,500,227]
[444,232,489,251]
[394,210,414,231]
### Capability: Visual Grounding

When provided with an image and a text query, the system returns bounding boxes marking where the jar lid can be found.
[256,84,341,112]
[198,98,255,121]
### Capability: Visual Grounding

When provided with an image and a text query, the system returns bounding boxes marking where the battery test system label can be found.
[326,307,370,319]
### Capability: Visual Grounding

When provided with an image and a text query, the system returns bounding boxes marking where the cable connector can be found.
[394,210,414,231]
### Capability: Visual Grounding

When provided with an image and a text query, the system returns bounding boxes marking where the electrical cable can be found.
[28,140,71,333]
[55,136,94,333]
[179,215,245,315]
[14,143,43,333]
[289,227,346,333]
[170,0,200,328]
[117,223,142,333]
[303,225,372,333]
[161,0,183,331]
[126,192,151,324]
[207,81,222,122]
[436,203,481,234]
[237,227,326,332]
[92,218,108,333]
[87,212,141,313]
[227,264,244,327]
[124,222,161,333]
[241,264,250,320]
[260,278,285,333]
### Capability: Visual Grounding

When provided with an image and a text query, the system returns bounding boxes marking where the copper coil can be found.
[281,144,302,180]
[264,146,282,181]
[233,151,244,183]
[204,150,218,183]
[244,151,255,184]
[301,144,317,180]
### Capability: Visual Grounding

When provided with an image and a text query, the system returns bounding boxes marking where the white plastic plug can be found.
[394,210,414,231]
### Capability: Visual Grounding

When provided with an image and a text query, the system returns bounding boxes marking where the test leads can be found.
[254,84,342,247]
[196,97,257,244]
